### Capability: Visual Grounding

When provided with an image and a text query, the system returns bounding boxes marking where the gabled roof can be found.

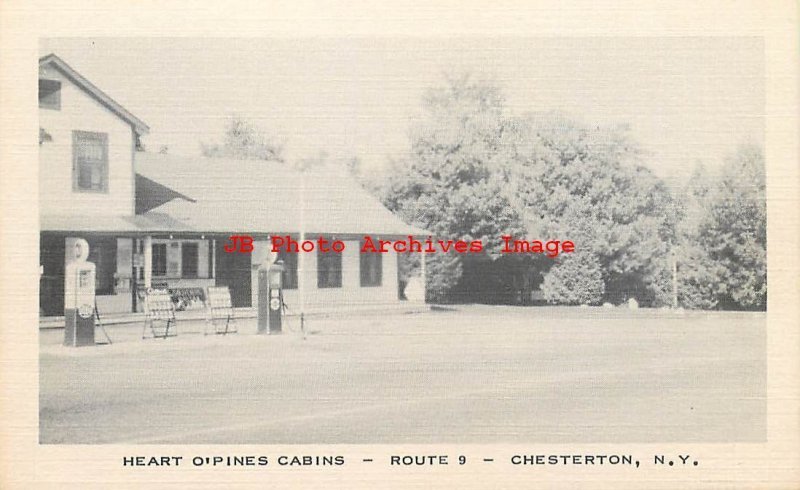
[39,53,150,136]
[134,152,428,237]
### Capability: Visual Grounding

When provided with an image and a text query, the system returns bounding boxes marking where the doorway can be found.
[40,234,65,316]
[214,242,252,307]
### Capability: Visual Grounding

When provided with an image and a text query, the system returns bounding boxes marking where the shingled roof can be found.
[134,152,426,237]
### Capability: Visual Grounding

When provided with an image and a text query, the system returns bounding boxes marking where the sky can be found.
[40,37,764,184]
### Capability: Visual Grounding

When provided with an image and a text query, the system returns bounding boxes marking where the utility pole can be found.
[420,252,427,303]
[299,168,306,320]
[672,247,678,309]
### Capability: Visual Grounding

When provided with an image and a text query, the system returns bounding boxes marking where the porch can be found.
[40,231,407,318]
[40,231,253,317]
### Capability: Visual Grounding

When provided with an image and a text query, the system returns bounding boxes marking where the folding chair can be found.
[141,289,177,339]
[205,286,237,335]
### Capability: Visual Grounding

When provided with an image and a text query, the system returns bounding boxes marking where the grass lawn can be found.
[39,305,766,444]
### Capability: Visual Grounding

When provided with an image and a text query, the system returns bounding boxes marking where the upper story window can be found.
[72,131,108,193]
[39,79,61,110]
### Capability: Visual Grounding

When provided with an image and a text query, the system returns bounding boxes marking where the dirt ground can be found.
[39,305,766,444]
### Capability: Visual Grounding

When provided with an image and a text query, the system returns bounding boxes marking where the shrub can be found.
[541,252,605,305]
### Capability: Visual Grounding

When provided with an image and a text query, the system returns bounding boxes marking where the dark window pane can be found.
[182,243,198,278]
[360,246,382,287]
[39,79,61,110]
[78,165,93,189]
[277,250,298,289]
[90,164,102,188]
[152,244,167,276]
[87,237,117,295]
[317,249,342,288]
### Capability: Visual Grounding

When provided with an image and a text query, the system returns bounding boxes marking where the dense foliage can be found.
[382,75,680,306]
[676,146,766,310]
[205,78,767,311]
[501,115,677,306]
[540,251,605,305]
[380,75,765,310]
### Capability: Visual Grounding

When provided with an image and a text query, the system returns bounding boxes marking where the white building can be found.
[39,53,424,317]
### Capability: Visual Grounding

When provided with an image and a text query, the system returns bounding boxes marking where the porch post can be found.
[143,235,152,289]
[211,238,216,279]
[299,171,306,315]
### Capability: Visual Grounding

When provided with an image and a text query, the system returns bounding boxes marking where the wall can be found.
[96,293,131,315]
[250,239,399,309]
[39,64,135,216]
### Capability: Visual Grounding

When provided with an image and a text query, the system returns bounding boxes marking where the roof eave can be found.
[39,53,150,136]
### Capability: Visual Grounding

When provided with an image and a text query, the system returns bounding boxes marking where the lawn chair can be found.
[141,288,177,339]
[205,286,237,335]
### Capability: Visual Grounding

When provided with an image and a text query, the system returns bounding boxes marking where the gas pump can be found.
[258,259,285,334]
[64,238,96,347]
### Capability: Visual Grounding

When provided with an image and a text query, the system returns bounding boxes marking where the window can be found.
[182,242,199,278]
[360,248,382,287]
[86,237,117,295]
[277,250,298,289]
[73,131,108,192]
[317,250,342,288]
[167,243,180,276]
[39,79,61,110]
[152,243,167,277]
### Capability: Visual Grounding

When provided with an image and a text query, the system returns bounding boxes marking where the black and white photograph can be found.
[37,37,766,445]
[1,2,799,488]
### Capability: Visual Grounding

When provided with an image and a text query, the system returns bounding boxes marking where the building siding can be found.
[250,239,399,309]
[39,64,135,216]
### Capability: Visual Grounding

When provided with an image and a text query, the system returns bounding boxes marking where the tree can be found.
[674,145,766,310]
[382,75,678,305]
[381,74,526,301]
[699,145,766,309]
[501,114,677,306]
[201,117,286,162]
[541,251,605,305]
[674,161,721,309]
[676,242,725,309]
